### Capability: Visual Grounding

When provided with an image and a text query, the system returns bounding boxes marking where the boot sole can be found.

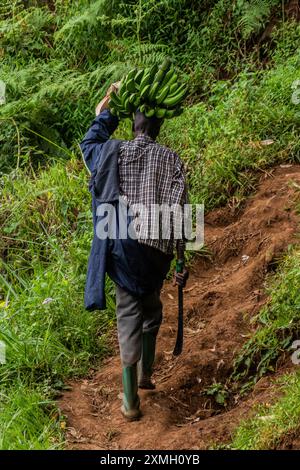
[121,405,142,421]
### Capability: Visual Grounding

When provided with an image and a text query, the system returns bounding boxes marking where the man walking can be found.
[80,85,188,421]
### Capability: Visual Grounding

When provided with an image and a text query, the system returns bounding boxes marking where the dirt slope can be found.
[59,165,300,450]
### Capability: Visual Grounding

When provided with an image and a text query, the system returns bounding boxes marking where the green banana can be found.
[109,91,122,107]
[169,82,180,94]
[148,64,158,83]
[109,100,123,113]
[124,97,131,112]
[165,73,178,89]
[139,103,146,113]
[118,78,128,96]
[162,87,187,107]
[145,107,155,118]
[121,91,130,105]
[140,83,151,99]
[155,108,167,119]
[135,69,144,85]
[129,93,137,104]
[110,106,117,116]
[148,81,160,102]
[159,67,175,89]
[151,58,170,87]
[109,95,123,113]
[164,108,182,118]
[156,85,170,105]
[126,68,137,82]
[161,57,172,71]
[126,78,136,93]
[153,68,166,86]
[167,83,186,99]
[133,95,140,108]
[139,69,151,90]
[164,109,175,118]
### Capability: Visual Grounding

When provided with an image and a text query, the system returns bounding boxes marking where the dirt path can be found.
[59,165,300,450]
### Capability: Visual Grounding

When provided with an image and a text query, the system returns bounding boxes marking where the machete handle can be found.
[176,258,184,274]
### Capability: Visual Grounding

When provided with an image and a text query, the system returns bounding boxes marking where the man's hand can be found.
[95,81,121,116]
[107,81,121,95]
[173,268,189,288]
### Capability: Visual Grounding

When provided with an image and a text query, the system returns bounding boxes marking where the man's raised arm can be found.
[80,83,120,173]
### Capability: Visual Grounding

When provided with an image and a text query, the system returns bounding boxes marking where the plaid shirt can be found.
[118,134,187,255]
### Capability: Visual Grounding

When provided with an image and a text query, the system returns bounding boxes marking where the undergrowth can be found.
[231,370,300,449]
[232,242,300,390]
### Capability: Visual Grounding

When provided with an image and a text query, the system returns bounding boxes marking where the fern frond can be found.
[238,0,280,39]
[0,0,24,21]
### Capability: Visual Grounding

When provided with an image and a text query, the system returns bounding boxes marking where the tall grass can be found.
[0,384,62,450]
[0,158,116,449]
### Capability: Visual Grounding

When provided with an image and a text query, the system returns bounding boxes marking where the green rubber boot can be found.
[138,332,156,390]
[121,364,141,421]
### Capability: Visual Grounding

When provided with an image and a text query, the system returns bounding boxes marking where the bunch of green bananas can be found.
[109,58,187,120]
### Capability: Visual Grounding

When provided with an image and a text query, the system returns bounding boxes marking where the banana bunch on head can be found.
[109,58,187,120]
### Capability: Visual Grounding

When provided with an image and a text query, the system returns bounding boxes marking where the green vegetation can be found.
[225,241,300,448]
[0,384,62,450]
[0,160,116,448]
[233,244,300,388]
[1,0,300,449]
[232,370,300,449]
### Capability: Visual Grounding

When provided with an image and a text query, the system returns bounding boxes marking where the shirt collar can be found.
[134,134,154,145]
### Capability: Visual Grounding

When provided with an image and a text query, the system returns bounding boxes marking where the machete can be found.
[173,255,184,356]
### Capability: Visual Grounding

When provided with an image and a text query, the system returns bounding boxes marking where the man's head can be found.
[133,111,163,140]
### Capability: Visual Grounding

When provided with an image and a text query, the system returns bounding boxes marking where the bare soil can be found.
[59,165,300,450]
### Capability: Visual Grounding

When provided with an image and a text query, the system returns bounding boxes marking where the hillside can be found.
[1,0,300,450]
